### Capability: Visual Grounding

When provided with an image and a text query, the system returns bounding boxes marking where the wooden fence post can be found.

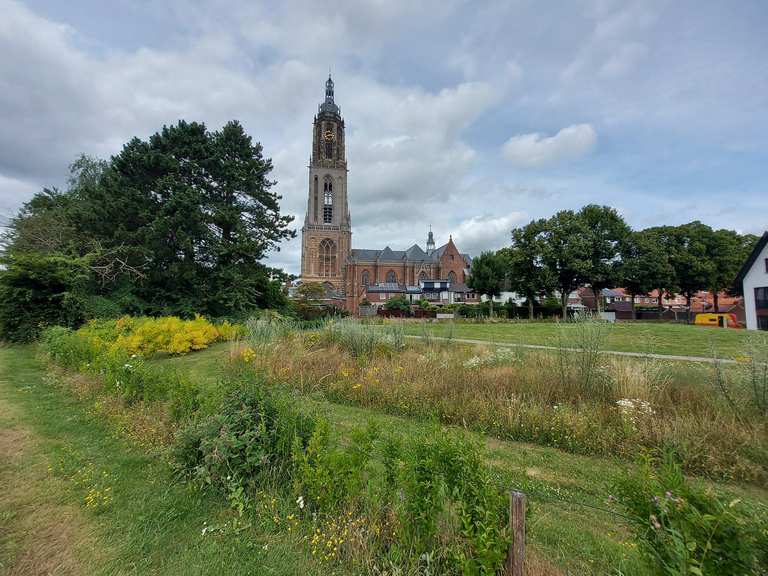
[507,490,526,576]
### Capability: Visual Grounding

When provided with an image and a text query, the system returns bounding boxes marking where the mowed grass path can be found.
[402,321,751,359]
[0,346,327,576]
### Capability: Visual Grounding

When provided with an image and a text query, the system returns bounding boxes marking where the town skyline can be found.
[1,1,766,275]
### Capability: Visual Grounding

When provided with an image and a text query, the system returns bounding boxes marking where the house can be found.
[735,231,768,330]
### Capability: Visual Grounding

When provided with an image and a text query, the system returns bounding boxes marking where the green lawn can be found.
[6,341,766,575]
[402,321,753,359]
[0,346,327,576]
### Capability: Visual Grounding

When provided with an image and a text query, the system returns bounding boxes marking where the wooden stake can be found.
[507,490,526,576]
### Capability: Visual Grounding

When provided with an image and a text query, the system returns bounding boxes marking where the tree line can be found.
[468,205,758,319]
[0,120,295,341]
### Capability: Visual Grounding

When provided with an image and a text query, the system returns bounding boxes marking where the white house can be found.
[736,232,768,330]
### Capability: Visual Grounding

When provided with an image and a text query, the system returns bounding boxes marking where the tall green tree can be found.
[578,205,631,312]
[541,210,591,318]
[669,222,715,321]
[705,229,758,311]
[619,230,675,319]
[0,121,294,340]
[467,251,505,316]
[641,226,680,312]
[505,219,554,320]
[71,120,294,315]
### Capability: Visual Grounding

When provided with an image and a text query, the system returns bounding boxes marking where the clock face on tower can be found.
[324,129,335,141]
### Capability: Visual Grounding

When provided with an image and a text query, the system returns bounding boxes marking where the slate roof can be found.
[365,283,422,294]
[735,231,768,286]
[349,242,471,264]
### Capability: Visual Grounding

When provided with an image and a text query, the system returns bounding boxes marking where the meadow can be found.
[400,320,751,359]
[2,315,767,575]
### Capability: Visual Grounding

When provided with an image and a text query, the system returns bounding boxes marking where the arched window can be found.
[386,270,397,284]
[313,176,319,222]
[323,177,333,224]
[448,271,457,284]
[418,271,428,283]
[361,271,370,286]
[318,239,336,278]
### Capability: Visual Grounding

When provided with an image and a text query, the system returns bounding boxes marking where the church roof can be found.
[405,244,427,259]
[350,244,470,264]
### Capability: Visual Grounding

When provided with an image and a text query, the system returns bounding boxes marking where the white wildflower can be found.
[296,495,305,509]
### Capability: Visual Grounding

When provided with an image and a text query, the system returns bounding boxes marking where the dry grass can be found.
[0,393,93,576]
[45,369,178,451]
[241,331,768,483]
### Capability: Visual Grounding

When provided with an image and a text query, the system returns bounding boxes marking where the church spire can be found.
[319,73,340,116]
[325,73,334,103]
[426,225,435,254]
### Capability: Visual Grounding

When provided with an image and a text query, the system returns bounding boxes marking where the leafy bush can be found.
[173,383,317,491]
[396,431,509,573]
[42,325,200,416]
[0,252,90,341]
[615,452,768,575]
[293,419,379,512]
[384,296,410,313]
[49,314,243,359]
[111,315,240,355]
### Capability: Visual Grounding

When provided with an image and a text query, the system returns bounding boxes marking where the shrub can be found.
[293,419,379,512]
[42,322,204,417]
[397,430,509,573]
[0,252,90,342]
[173,383,317,491]
[615,452,768,575]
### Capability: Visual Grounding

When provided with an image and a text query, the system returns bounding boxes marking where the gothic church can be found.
[300,76,475,314]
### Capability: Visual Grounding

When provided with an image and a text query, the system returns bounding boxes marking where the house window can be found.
[765,258,768,273]
[418,271,427,283]
[386,271,397,283]
[447,271,457,284]
[361,271,369,286]
[380,293,385,301]
[756,287,768,310]
[318,238,336,277]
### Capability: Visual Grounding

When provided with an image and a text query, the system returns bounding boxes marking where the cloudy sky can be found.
[1,0,766,273]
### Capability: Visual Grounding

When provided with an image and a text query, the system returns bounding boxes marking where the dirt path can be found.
[0,348,92,576]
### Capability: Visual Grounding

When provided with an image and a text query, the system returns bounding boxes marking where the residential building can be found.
[735,231,768,330]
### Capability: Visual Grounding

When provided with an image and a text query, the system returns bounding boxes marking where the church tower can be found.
[300,74,351,289]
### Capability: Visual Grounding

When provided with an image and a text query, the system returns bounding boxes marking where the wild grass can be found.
[246,319,768,483]
[33,317,768,574]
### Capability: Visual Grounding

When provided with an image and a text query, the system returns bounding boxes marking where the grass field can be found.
[155,341,768,574]
[401,321,753,359]
[7,317,767,575]
[0,346,326,576]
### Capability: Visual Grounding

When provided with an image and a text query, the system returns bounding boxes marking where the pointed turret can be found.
[319,73,340,116]
[426,225,435,255]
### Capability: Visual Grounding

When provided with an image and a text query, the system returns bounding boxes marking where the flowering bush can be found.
[615,452,768,575]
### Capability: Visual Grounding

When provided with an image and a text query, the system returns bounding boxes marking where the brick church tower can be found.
[300,75,351,290]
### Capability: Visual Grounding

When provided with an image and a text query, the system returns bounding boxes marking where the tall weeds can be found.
[555,314,613,402]
[247,322,767,482]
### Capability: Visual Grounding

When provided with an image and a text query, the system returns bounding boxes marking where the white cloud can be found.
[452,213,528,255]
[1,0,767,276]
[502,124,597,167]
